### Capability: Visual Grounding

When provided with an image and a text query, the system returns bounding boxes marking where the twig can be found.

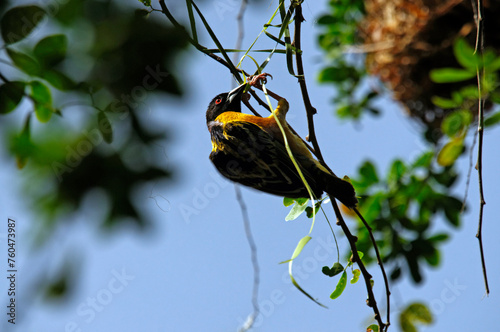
[354,207,391,329]
[471,0,489,296]
[331,200,386,330]
[231,2,261,331]
[293,4,389,330]
[234,185,260,332]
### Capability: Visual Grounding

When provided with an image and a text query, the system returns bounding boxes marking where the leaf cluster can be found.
[351,153,461,284]
[0,1,187,232]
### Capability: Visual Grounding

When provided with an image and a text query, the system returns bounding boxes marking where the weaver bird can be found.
[206,80,357,208]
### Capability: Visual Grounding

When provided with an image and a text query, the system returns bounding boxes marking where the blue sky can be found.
[1,1,499,331]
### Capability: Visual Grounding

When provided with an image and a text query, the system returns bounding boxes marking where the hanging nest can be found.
[360,0,500,135]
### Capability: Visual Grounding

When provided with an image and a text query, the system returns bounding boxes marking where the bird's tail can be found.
[323,174,358,208]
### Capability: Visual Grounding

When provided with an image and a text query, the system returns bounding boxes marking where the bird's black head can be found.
[206,83,247,123]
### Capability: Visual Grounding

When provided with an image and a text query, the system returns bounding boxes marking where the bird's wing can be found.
[210,120,323,198]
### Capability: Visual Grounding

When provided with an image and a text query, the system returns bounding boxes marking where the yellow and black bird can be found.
[206,82,357,208]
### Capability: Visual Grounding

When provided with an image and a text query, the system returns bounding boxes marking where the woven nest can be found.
[360,0,500,134]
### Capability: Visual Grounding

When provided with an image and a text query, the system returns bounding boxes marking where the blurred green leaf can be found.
[30,81,53,122]
[400,302,433,332]
[484,112,500,127]
[437,138,464,167]
[330,270,347,299]
[442,196,462,227]
[431,95,459,109]
[359,160,379,186]
[34,34,68,67]
[1,5,46,44]
[138,0,151,6]
[441,110,472,137]
[388,159,406,184]
[412,151,433,168]
[42,69,76,91]
[453,38,478,70]
[430,68,475,83]
[6,48,41,76]
[367,324,379,332]
[428,233,449,243]
[423,247,440,266]
[0,81,26,114]
[10,115,33,169]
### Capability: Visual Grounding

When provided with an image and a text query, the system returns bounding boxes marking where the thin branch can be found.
[231,2,261,331]
[354,207,391,329]
[331,200,386,331]
[232,0,248,69]
[234,185,260,332]
[471,0,489,296]
[293,4,389,330]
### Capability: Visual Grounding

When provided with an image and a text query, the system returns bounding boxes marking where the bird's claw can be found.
[248,73,273,88]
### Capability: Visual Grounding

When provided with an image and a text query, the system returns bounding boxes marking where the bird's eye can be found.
[215,97,222,105]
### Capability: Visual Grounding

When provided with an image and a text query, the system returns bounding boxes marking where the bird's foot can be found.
[248,73,273,88]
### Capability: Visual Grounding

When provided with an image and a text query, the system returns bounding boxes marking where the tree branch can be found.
[293,3,389,331]
[471,0,489,296]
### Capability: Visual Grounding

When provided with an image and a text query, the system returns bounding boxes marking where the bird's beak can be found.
[226,83,247,106]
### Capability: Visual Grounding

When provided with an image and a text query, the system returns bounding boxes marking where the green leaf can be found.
[441,110,472,137]
[0,81,26,114]
[330,270,347,299]
[98,111,113,143]
[283,197,295,207]
[428,233,449,243]
[367,324,379,332]
[484,112,500,127]
[400,302,433,332]
[138,0,151,6]
[423,248,440,266]
[350,269,360,284]
[34,34,68,67]
[437,138,464,166]
[388,159,406,183]
[1,6,46,44]
[285,198,309,221]
[431,95,459,109]
[360,192,383,222]
[359,160,379,186]
[322,262,344,277]
[305,204,321,218]
[11,114,33,169]
[31,81,53,122]
[442,196,462,227]
[430,68,475,83]
[6,48,41,76]
[289,270,326,308]
[453,38,478,70]
[412,151,433,168]
[280,235,311,264]
[42,69,76,91]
